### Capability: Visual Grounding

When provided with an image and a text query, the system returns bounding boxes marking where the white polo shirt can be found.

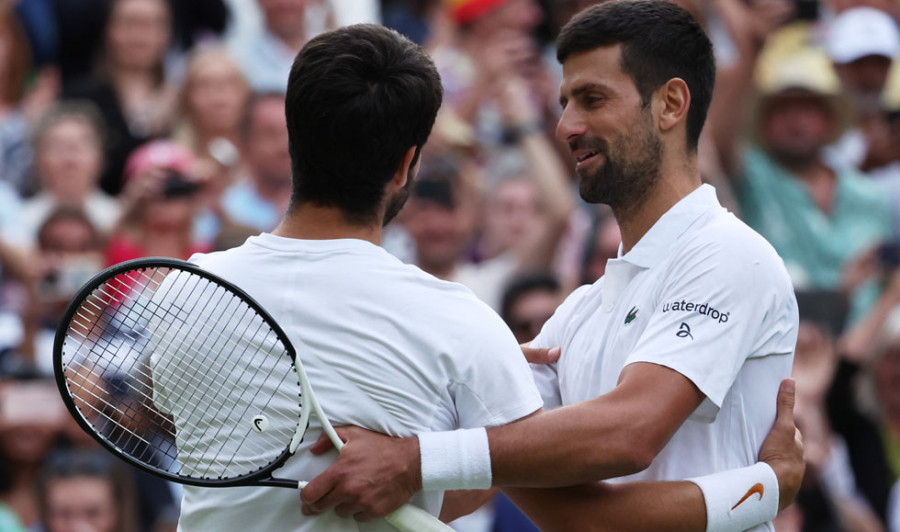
[531,185,797,528]
[158,235,542,532]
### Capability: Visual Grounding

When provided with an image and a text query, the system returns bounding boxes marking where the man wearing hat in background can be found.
[712,26,892,325]
[825,7,900,172]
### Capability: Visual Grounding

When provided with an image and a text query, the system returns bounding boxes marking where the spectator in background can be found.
[107,140,211,265]
[875,340,900,531]
[0,378,66,529]
[382,0,442,45]
[405,150,570,311]
[0,4,38,194]
[173,45,248,169]
[432,0,550,154]
[17,208,103,375]
[866,75,900,232]
[172,45,248,237]
[220,92,292,233]
[22,103,120,240]
[825,7,900,173]
[711,30,892,325]
[789,319,884,531]
[230,0,335,92]
[0,183,26,364]
[578,210,621,286]
[37,449,140,532]
[174,45,250,170]
[405,72,571,310]
[856,305,900,530]
[65,0,177,196]
[500,272,562,345]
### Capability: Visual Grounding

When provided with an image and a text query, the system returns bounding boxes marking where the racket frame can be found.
[54,257,455,532]
[53,257,303,489]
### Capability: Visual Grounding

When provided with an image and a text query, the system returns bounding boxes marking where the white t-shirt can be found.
[161,234,542,532]
[531,185,797,531]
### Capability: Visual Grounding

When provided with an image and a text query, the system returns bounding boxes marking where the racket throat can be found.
[255,478,302,489]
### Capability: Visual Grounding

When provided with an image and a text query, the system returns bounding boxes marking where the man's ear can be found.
[391,145,419,190]
[656,78,691,134]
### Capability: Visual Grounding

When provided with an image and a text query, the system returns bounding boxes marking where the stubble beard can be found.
[382,165,416,227]
[577,116,664,212]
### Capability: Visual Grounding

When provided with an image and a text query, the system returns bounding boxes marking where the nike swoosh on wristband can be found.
[731,483,764,511]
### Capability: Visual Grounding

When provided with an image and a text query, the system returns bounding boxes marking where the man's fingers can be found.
[309,427,358,455]
[521,345,561,365]
[775,378,795,428]
[300,468,336,506]
[309,432,337,455]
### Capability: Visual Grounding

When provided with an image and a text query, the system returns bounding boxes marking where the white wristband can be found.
[688,462,779,532]
[417,428,492,491]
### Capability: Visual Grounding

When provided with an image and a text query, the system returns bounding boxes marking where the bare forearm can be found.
[505,482,706,532]
[438,488,498,522]
[488,365,702,487]
[487,399,658,487]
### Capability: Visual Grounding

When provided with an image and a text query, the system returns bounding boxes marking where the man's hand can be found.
[521,345,560,364]
[300,428,421,521]
[758,379,805,510]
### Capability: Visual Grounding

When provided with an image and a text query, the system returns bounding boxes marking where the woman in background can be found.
[65,0,177,196]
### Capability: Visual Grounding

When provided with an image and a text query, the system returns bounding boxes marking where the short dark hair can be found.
[556,0,715,151]
[285,24,443,224]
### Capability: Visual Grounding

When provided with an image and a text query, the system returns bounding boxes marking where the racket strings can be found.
[60,266,303,481]
[73,272,260,430]
[114,268,302,471]
[67,285,302,473]
[68,269,300,477]
[70,268,295,437]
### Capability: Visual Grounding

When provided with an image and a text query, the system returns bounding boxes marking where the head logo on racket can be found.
[252,415,269,433]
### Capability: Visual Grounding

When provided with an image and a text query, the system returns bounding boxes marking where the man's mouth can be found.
[574,150,599,163]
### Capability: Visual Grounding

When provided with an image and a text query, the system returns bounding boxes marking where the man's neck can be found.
[614,169,702,254]
[273,204,382,245]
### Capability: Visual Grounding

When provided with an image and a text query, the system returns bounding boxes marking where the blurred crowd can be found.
[0,0,898,530]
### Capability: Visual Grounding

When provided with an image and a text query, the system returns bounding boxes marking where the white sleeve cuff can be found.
[417,428,492,491]
[689,462,780,532]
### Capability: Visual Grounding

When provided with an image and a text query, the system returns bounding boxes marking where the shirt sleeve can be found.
[451,302,544,428]
[527,285,593,409]
[625,229,797,415]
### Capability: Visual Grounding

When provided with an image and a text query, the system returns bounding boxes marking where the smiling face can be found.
[556,45,663,210]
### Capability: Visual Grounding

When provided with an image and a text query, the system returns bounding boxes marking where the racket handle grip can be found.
[384,504,454,532]
[296,482,452,531]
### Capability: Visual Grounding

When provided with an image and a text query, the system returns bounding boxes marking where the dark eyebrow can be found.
[560,82,611,108]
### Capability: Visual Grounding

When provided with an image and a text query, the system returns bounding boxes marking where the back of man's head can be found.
[556,0,715,151]
[285,24,443,225]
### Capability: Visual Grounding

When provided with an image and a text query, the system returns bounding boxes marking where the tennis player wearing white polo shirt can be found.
[301,3,803,530]
[530,184,797,528]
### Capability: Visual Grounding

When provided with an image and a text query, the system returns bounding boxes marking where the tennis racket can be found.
[53,257,452,532]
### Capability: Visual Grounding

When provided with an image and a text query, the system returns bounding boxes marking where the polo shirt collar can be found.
[617,184,721,269]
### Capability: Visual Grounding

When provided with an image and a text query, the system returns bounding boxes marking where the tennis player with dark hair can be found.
[160,19,801,532]
[301,3,801,531]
